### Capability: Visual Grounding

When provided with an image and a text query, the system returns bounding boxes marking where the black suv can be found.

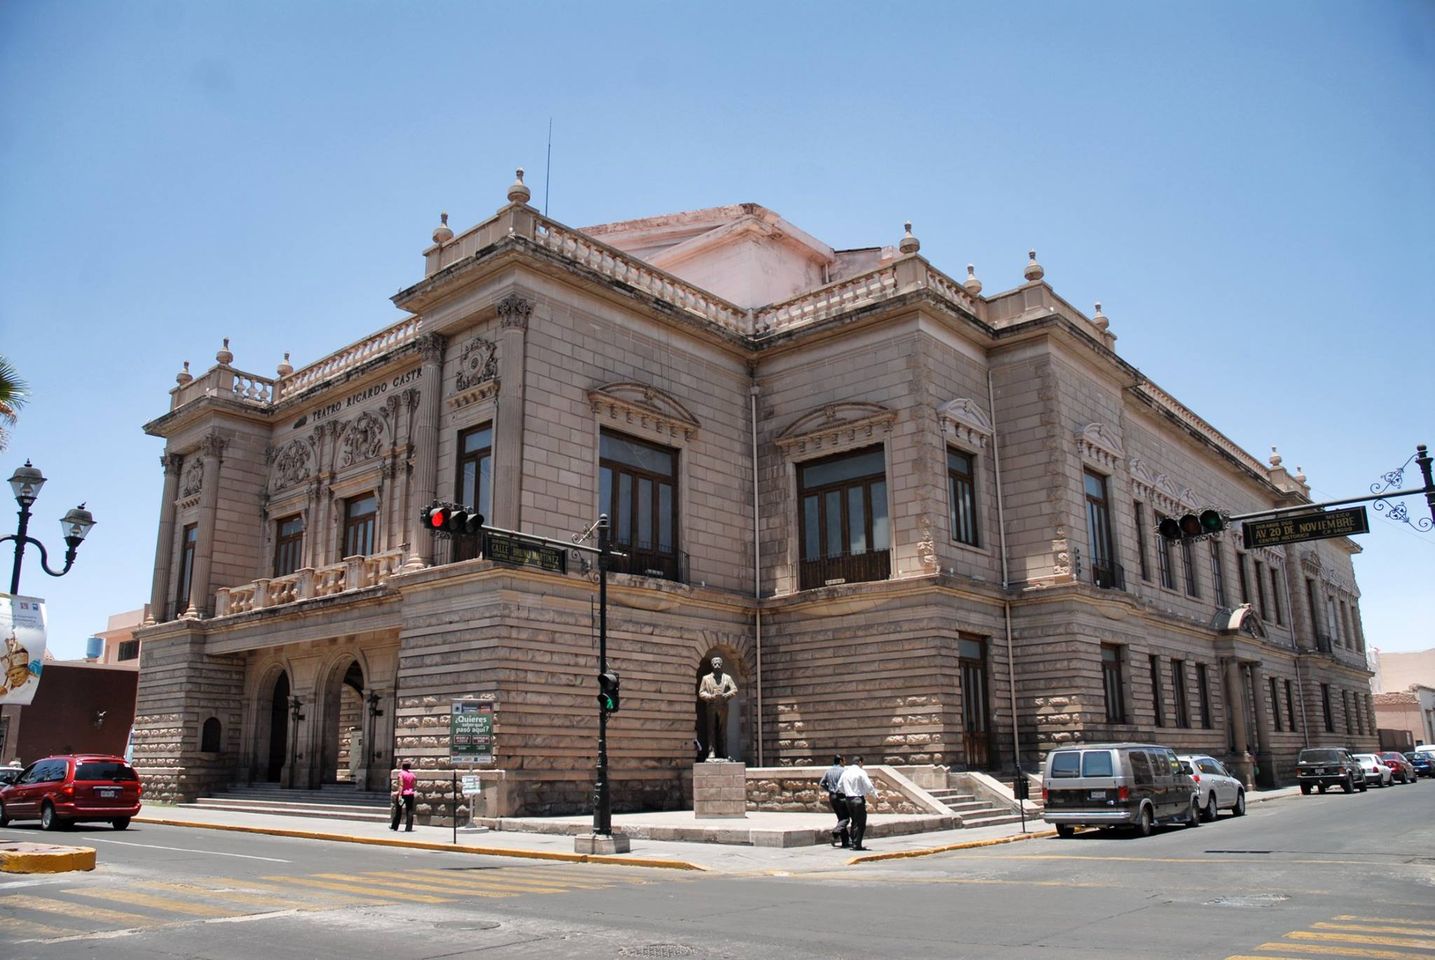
[1296,747,1367,794]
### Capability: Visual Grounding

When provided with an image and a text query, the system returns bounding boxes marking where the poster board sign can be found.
[461,774,483,796]
[450,699,495,764]
[0,594,46,706]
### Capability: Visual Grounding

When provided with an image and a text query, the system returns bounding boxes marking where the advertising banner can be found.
[0,593,47,705]
[450,699,496,765]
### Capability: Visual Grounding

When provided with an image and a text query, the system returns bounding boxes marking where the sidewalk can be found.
[131,785,1302,875]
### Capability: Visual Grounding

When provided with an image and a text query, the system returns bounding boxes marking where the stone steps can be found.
[180,784,393,824]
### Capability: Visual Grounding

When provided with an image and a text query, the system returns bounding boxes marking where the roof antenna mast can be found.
[544,117,552,217]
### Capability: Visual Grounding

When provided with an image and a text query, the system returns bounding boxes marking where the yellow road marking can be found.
[130,879,317,911]
[269,876,451,903]
[428,866,629,888]
[0,914,83,939]
[207,876,372,906]
[371,870,579,894]
[1333,917,1435,929]
[1258,942,1435,960]
[996,854,1412,867]
[0,893,154,927]
[1285,930,1435,949]
[1316,922,1435,937]
[319,872,518,898]
[62,887,233,917]
[1228,956,1307,960]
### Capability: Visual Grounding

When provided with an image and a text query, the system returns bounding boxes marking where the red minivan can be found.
[0,754,143,830]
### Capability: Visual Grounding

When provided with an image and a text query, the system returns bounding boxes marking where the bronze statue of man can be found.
[698,656,739,761]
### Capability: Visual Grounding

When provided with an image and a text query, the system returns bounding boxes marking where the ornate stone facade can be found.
[133,190,1377,821]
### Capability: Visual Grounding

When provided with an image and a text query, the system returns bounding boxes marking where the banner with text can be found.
[0,594,47,705]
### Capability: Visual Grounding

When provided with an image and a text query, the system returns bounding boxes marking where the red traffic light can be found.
[421,503,449,532]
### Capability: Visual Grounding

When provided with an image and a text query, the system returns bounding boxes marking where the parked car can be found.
[0,754,142,830]
[1378,751,1416,784]
[1177,754,1246,820]
[1043,743,1200,838]
[1405,751,1434,779]
[1354,753,1393,787]
[0,766,23,787]
[1296,747,1367,794]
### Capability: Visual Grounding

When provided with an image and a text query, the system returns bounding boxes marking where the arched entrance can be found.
[266,672,289,783]
[694,650,748,763]
[320,659,366,785]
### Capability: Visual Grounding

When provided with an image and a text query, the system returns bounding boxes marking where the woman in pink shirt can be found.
[390,761,417,831]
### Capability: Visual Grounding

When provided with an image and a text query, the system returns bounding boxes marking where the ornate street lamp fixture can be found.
[3,460,96,595]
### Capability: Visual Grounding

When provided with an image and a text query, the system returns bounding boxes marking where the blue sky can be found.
[1,1,1432,660]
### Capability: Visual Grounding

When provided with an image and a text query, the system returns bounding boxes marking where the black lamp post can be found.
[3,460,96,596]
[288,696,305,788]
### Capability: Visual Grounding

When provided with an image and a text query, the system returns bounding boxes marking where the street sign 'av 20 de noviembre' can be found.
[1242,506,1370,549]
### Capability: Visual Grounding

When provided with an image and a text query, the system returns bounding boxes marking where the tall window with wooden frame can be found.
[1237,551,1250,605]
[1157,516,1175,590]
[273,515,304,577]
[1102,644,1127,724]
[454,424,493,562]
[1210,541,1228,607]
[1342,690,1353,735]
[1268,565,1284,625]
[175,523,197,618]
[1149,654,1165,727]
[1181,539,1199,597]
[1321,684,1334,733]
[342,493,378,558]
[1172,660,1190,728]
[601,430,680,581]
[1084,470,1121,589]
[1268,677,1283,732]
[1254,559,1267,617]
[797,445,890,590]
[958,636,993,769]
[1284,678,1298,732]
[1197,663,1213,729]
[947,448,979,547]
[1134,501,1151,582]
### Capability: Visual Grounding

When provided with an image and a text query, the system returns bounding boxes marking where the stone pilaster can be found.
[404,333,446,569]
[493,294,531,531]
[185,433,226,618]
[148,452,183,623]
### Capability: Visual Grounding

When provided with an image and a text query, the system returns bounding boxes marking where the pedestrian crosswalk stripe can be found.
[1331,916,1435,930]
[0,914,83,940]
[61,887,235,918]
[410,868,612,889]
[363,870,571,894]
[1257,940,1435,959]
[315,872,516,899]
[1284,929,1435,950]
[206,876,372,906]
[1314,921,1435,937]
[268,875,451,903]
[0,892,154,927]
[129,879,319,911]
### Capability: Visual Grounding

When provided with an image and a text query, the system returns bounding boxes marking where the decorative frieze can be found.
[938,398,993,450]
[587,382,700,441]
[775,401,896,457]
[1075,422,1125,470]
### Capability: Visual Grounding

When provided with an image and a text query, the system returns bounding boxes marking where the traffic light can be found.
[1158,508,1227,542]
[598,671,620,714]
[445,507,484,537]
[419,502,483,539]
[420,501,450,533]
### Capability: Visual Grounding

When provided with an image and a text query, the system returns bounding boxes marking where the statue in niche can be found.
[697,656,739,762]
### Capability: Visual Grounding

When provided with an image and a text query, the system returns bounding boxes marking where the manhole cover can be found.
[1205,894,1290,908]
[434,920,502,930]
[622,946,696,959]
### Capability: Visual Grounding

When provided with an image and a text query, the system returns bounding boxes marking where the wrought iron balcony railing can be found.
[799,549,891,591]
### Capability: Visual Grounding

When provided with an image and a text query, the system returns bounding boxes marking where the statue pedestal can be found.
[693,761,747,819]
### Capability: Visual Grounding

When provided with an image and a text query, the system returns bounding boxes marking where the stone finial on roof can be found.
[216,338,233,366]
[277,352,293,377]
[898,221,920,255]
[1093,302,1109,331]
[1295,465,1307,484]
[1269,446,1283,468]
[432,211,453,245]
[507,168,531,205]
[1024,249,1044,282]
[176,361,192,386]
[964,264,982,295]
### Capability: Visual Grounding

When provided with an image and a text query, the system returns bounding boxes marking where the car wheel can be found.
[1318,784,1327,793]
[1343,776,1354,793]
[1134,805,1154,838]
[1233,789,1246,817]
[1203,794,1219,822]
[40,802,64,831]
[0,801,8,828]
[1055,824,1074,838]
[1185,797,1201,828]
[112,817,131,831]
[1359,779,1368,792]
[1300,783,1312,795]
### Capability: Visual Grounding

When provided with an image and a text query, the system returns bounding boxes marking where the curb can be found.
[846,826,1055,864]
[133,817,705,872]
[0,843,97,874]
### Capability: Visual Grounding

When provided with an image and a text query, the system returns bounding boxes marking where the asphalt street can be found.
[2,779,1432,960]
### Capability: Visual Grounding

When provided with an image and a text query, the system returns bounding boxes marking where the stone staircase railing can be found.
[214,548,406,617]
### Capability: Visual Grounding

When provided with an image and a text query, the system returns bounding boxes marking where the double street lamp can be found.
[3,460,96,596]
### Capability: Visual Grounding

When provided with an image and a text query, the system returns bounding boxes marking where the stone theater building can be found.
[133,172,1377,817]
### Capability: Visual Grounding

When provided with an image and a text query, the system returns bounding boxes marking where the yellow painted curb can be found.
[847,827,1056,864]
[0,843,97,874]
[134,817,705,871]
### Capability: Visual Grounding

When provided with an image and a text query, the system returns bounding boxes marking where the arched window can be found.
[200,717,222,753]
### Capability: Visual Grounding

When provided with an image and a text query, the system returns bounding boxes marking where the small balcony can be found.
[606,546,688,584]
[1091,561,1126,591]
[215,548,405,617]
[798,549,891,591]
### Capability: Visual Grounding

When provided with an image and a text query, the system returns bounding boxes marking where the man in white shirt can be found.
[836,756,878,851]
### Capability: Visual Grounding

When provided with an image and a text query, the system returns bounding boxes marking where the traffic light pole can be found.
[593,515,612,837]
[1228,443,1435,525]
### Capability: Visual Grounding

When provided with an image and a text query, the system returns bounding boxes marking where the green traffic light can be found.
[1199,509,1225,533]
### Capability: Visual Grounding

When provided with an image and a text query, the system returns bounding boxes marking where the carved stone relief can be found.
[455,335,498,392]
[269,438,315,492]
[180,458,204,498]
[340,410,388,468]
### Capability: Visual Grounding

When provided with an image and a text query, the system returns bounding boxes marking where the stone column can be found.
[147,452,184,623]
[185,434,226,618]
[404,334,446,570]
[1223,657,1253,787]
[492,294,532,531]
[1248,662,1272,787]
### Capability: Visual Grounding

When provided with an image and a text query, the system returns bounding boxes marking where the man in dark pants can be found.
[837,755,878,851]
[819,754,848,847]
